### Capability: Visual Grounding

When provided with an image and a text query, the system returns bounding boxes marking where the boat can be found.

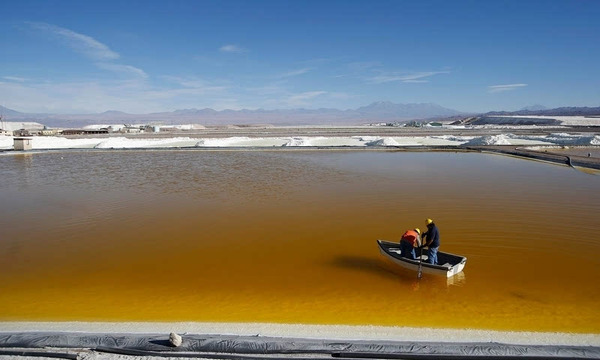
[377,239,467,277]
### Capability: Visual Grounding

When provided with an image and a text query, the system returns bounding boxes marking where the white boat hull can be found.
[377,240,467,277]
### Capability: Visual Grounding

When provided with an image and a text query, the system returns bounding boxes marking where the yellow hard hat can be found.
[414,228,421,235]
[426,218,433,225]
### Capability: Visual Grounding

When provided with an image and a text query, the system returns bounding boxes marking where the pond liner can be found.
[0,348,78,359]
[1,333,599,359]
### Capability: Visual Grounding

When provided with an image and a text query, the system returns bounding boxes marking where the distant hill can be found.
[519,104,548,112]
[356,101,460,119]
[0,102,463,128]
[1,105,35,117]
[447,106,600,126]
[487,106,600,117]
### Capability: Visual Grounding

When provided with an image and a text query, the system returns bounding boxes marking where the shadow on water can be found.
[330,255,400,281]
[329,255,467,289]
[509,290,547,304]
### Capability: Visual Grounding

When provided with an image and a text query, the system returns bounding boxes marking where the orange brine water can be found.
[0,150,599,333]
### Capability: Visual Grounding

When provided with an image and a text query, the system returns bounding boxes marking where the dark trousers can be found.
[400,240,416,260]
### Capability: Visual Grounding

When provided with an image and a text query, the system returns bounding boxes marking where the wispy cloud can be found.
[488,83,528,93]
[285,91,327,107]
[368,71,450,84]
[2,76,27,82]
[27,22,119,61]
[245,84,285,96]
[0,79,139,113]
[329,92,356,100]
[347,61,382,71]
[161,75,230,94]
[0,76,234,114]
[26,22,150,81]
[277,68,312,79]
[96,63,148,78]
[219,44,246,53]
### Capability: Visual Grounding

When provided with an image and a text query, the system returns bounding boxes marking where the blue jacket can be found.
[424,224,440,248]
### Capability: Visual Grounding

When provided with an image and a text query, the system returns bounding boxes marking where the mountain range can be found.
[487,106,600,117]
[0,102,463,128]
[2,103,598,128]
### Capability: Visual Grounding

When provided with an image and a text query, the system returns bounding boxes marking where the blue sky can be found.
[1,0,599,114]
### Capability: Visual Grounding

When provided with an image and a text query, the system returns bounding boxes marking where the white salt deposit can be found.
[308,136,364,147]
[197,136,255,147]
[464,134,513,146]
[0,121,45,132]
[365,137,401,146]
[430,135,473,143]
[502,115,600,126]
[94,137,199,148]
[1,132,599,151]
[282,137,319,146]
[544,133,600,146]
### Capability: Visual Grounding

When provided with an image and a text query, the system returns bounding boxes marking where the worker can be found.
[422,218,440,264]
[400,228,421,260]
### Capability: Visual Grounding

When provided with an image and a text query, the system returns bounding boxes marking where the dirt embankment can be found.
[465,145,600,170]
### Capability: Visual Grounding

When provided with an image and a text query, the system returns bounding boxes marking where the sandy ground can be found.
[1,322,599,346]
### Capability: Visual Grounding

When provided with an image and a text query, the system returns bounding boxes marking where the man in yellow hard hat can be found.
[422,218,440,264]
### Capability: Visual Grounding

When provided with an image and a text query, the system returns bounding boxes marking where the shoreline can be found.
[2,144,600,170]
[3,323,600,360]
[1,322,599,346]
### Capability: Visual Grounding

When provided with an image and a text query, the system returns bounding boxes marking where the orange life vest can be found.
[401,230,419,247]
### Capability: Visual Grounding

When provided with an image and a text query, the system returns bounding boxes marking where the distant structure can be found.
[0,129,9,136]
[62,128,109,135]
[13,129,33,137]
[0,114,9,136]
[14,137,33,151]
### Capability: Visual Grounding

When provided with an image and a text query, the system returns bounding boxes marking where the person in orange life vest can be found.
[400,228,421,260]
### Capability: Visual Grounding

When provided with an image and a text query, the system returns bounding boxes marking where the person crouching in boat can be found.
[422,218,440,265]
[400,228,421,260]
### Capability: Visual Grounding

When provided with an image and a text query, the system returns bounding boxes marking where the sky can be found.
[1,0,599,114]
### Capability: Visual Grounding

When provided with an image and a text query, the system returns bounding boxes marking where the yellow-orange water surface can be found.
[1,150,599,333]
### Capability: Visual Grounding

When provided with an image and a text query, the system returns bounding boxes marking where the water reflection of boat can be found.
[445,270,466,286]
[377,239,467,278]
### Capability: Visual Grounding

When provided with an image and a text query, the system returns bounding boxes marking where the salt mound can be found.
[433,135,472,143]
[365,137,400,146]
[95,137,196,149]
[544,133,600,146]
[352,136,379,142]
[196,137,253,147]
[282,137,312,146]
[0,136,16,150]
[464,135,513,146]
